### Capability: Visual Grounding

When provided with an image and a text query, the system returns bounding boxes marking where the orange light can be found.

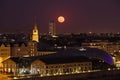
[58,16,65,23]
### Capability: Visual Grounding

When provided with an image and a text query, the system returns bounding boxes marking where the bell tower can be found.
[32,20,39,42]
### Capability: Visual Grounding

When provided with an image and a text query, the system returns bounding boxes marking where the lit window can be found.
[18,48,20,51]
[90,43,93,46]
[114,50,116,52]
[119,50,120,53]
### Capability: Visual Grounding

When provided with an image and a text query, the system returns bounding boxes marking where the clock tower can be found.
[32,20,39,42]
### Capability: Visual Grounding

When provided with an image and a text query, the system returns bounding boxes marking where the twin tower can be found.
[32,20,56,42]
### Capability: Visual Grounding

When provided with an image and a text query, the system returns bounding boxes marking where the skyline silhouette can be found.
[0,0,120,33]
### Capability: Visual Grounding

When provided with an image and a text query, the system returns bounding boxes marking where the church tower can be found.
[32,20,39,42]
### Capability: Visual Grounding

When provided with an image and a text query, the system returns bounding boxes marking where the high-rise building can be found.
[32,20,39,42]
[49,21,56,37]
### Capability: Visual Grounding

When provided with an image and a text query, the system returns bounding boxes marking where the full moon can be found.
[58,16,65,23]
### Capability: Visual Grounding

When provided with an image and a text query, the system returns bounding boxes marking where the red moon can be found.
[58,16,65,23]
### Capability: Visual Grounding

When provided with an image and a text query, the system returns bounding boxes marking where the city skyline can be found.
[0,0,120,33]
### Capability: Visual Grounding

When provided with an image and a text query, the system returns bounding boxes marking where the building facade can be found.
[32,20,39,42]
[0,43,11,71]
[2,58,17,73]
[2,57,92,76]
[0,43,10,58]
[11,43,28,57]
[31,57,92,76]
[82,41,120,66]
[82,41,120,55]
[49,21,56,37]
[11,41,55,57]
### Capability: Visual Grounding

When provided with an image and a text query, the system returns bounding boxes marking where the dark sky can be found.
[0,0,120,33]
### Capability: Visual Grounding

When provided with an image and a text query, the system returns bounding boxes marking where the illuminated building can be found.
[31,57,92,75]
[82,41,120,55]
[2,57,30,74]
[1,48,114,75]
[11,41,37,57]
[116,61,120,67]
[82,41,120,66]
[2,58,17,73]
[11,41,55,57]
[49,21,56,37]
[32,20,39,42]
[0,43,10,58]
[30,48,113,75]
[2,56,92,75]
[27,41,38,56]
[11,43,28,57]
[0,43,10,71]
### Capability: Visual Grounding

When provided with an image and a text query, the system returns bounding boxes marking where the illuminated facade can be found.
[116,61,120,67]
[11,41,37,57]
[82,41,120,65]
[11,41,55,57]
[32,20,39,42]
[31,58,92,75]
[82,41,120,55]
[2,56,92,75]
[27,41,38,56]
[49,21,56,37]
[3,48,114,75]
[0,43,10,58]
[2,58,17,73]
[11,43,28,57]
[0,43,10,71]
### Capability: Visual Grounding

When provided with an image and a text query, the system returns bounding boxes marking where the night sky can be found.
[0,0,120,33]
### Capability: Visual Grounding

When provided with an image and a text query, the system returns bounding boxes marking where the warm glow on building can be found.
[32,20,39,42]
[0,57,3,71]
[0,44,11,72]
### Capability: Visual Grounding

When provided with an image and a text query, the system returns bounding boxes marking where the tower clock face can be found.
[33,29,38,34]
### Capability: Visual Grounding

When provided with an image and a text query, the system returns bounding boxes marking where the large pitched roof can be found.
[31,56,90,64]
[31,47,113,65]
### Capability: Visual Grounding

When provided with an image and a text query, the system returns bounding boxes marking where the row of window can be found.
[46,62,92,69]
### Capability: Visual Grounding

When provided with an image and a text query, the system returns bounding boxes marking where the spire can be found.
[34,17,38,30]
[32,17,39,42]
